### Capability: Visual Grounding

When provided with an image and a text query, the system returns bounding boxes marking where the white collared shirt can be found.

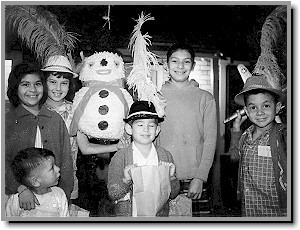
[132,141,158,216]
[132,142,158,166]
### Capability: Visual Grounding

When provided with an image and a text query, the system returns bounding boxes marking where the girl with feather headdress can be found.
[228,5,288,217]
[5,5,78,213]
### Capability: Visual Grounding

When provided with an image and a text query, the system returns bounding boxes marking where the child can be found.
[107,100,180,216]
[6,147,69,217]
[41,55,79,202]
[5,62,73,210]
[228,74,287,217]
[156,42,217,215]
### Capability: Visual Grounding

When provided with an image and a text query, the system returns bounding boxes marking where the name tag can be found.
[258,146,272,157]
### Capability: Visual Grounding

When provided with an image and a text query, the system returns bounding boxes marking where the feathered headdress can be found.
[127,12,166,118]
[252,5,287,91]
[5,5,78,67]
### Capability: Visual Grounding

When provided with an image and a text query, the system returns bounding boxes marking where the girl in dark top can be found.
[5,62,73,210]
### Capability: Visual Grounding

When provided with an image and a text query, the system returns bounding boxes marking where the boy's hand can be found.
[159,161,176,177]
[232,110,247,132]
[123,164,137,184]
[18,188,40,210]
[187,178,203,200]
[117,135,131,150]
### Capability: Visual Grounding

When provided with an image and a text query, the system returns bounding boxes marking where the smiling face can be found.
[167,49,195,85]
[245,92,281,132]
[79,51,125,82]
[125,119,160,146]
[18,73,44,112]
[46,73,70,103]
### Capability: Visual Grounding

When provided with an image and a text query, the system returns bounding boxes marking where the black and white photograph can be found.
[1,0,293,224]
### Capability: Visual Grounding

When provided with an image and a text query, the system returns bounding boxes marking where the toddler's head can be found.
[12,147,60,189]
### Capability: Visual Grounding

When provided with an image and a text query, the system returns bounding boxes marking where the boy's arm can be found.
[228,110,247,161]
[165,150,180,199]
[195,99,217,182]
[107,150,131,202]
[228,129,243,161]
[76,130,119,155]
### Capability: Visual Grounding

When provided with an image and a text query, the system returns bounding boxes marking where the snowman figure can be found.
[70,51,133,140]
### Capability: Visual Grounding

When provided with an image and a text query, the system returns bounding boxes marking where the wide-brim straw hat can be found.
[234,75,285,106]
[123,100,164,123]
[41,55,78,77]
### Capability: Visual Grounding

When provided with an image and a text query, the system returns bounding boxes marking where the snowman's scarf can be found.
[69,82,129,137]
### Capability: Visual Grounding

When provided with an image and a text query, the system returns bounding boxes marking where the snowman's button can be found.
[99,105,109,115]
[99,90,109,98]
[98,121,108,130]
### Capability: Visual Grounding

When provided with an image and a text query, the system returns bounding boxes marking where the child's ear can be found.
[29,176,40,188]
[125,123,133,135]
[275,102,282,115]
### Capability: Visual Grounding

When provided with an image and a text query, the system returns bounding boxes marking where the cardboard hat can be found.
[234,74,284,106]
[41,55,78,77]
[124,100,164,123]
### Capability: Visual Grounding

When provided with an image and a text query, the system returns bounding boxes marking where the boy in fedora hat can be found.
[228,74,287,217]
[107,100,180,216]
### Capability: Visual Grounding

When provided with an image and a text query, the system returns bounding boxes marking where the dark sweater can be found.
[107,143,180,216]
[5,104,74,200]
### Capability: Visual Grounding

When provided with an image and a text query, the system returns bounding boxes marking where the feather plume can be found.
[127,12,166,117]
[5,5,79,66]
[253,5,287,90]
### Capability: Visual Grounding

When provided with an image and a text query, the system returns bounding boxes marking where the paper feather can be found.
[253,5,287,90]
[5,5,78,66]
[127,12,166,118]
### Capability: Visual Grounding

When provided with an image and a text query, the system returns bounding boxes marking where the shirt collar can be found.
[245,124,271,142]
[132,142,158,166]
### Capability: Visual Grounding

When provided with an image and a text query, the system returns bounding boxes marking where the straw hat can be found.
[234,75,284,106]
[41,55,78,77]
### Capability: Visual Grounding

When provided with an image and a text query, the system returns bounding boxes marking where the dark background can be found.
[6,4,285,65]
